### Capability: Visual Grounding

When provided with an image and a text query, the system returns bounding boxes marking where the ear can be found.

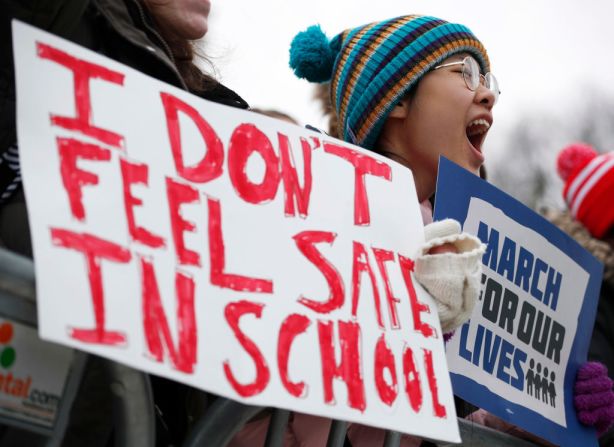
[387,97,410,119]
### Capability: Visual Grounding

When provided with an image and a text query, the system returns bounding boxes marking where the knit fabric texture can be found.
[414,219,485,333]
[557,143,614,238]
[574,362,614,435]
[289,15,490,150]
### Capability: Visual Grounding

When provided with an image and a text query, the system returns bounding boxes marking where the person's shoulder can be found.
[542,207,590,242]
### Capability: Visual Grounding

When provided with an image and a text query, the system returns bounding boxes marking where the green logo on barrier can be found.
[0,323,16,369]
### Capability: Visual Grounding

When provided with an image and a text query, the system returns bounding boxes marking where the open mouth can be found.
[466,118,491,153]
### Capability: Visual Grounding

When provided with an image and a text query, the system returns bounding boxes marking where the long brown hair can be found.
[142,0,217,93]
[313,83,338,138]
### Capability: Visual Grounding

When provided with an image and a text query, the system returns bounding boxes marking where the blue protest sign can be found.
[434,157,602,447]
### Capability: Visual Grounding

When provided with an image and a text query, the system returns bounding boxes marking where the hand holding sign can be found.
[415,219,485,333]
[434,157,605,447]
[555,143,614,437]
[574,362,614,435]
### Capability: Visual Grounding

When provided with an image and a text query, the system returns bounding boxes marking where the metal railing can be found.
[0,246,538,446]
[182,403,539,447]
[0,247,155,447]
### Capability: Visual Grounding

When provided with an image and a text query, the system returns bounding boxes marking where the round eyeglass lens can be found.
[463,57,481,90]
[485,72,499,102]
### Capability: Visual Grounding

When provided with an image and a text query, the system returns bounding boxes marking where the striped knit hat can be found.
[289,15,490,150]
[557,143,614,238]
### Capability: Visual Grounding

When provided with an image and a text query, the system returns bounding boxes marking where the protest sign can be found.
[12,21,459,440]
[0,319,73,428]
[434,157,602,446]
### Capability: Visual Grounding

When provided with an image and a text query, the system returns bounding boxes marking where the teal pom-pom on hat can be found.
[289,25,335,83]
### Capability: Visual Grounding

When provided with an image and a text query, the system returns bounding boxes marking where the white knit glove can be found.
[414,219,485,333]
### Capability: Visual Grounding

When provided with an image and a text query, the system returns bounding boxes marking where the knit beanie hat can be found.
[557,143,614,238]
[289,15,490,150]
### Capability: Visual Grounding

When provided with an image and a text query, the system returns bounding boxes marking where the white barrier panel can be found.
[0,319,72,428]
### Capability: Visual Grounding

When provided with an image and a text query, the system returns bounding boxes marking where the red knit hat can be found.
[557,143,614,238]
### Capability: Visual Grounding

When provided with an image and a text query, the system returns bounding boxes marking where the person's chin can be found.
[454,157,482,176]
[183,19,209,40]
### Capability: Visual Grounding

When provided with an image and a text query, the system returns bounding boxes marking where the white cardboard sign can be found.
[13,21,459,441]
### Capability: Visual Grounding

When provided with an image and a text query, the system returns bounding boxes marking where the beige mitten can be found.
[414,219,485,333]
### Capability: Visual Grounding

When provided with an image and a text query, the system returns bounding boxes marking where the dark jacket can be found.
[0,0,248,257]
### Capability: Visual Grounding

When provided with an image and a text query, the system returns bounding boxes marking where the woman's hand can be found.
[427,242,458,255]
[575,362,614,436]
[414,219,485,333]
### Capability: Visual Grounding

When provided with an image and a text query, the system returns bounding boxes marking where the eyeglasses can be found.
[434,56,500,104]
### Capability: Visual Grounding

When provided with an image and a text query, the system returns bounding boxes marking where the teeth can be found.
[466,119,491,136]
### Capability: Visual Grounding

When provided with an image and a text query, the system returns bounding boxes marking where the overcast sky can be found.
[206,0,614,163]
